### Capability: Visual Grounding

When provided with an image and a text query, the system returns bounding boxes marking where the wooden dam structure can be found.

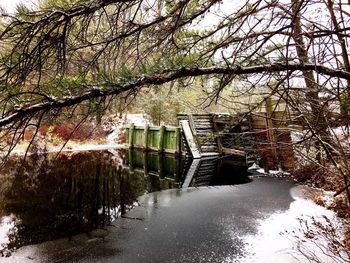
[125,103,295,171]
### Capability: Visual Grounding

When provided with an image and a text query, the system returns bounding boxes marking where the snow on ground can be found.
[248,163,290,176]
[234,164,349,262]
[106,115,125,145]
[0,216,15,256]
[125,113,151,126]
[330,126,350,154]
[9,143,127,157]
[227,186,348,263]
[5,113,138,157]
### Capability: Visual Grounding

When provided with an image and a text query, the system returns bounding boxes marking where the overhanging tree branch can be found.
[1,62,349,128]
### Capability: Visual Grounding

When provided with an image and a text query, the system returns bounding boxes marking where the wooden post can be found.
[175,127,180,156]
[128,123,134,149]
[144,124,149,151]
[158,125,165,152]
[128,149,134,173]
[212,118,223,155]
[265,98,278,168]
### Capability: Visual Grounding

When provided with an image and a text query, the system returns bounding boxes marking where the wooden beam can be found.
[212,120,223,154]
[222,147,246,157]
[265,98,278,167]
[179,120,201,158]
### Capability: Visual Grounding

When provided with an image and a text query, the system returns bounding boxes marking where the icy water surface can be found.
[0,149,181,256]
[0,150,344,263]
[0,149,249,257]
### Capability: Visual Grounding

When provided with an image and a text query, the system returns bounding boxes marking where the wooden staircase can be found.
[178,114,220,158]
[178,113,246,161]
[190,114,220,157]
[178,110,295,172]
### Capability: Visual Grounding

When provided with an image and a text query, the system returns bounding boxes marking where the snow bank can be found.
[226,185,348,263]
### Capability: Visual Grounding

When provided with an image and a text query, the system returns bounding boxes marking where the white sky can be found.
[0,0,33,13]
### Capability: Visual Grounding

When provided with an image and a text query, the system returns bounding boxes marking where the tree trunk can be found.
[291,0,332,162]
[325,0,350,119]
[292,0,350,202]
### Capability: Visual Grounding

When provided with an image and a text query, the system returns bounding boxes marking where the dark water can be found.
[0,150,249,257]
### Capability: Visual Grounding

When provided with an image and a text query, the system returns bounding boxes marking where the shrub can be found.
[38,125,48,137]
[51,123,93,141]
[23,130,33,141]
[292,163,342,191]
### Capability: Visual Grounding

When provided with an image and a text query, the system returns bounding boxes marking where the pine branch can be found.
[1,62,349,128]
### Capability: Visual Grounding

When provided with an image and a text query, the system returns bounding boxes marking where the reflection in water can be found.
[184,156,250,187]
[0,150,181,257]
[0,149,249,257]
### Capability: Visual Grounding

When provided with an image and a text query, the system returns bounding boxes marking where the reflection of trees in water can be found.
[0,151,148,257]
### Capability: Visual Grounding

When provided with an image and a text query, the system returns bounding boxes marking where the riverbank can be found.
[1,114,127,158]
[8,140,127,157]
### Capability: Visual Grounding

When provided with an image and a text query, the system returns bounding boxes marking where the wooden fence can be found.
[125,124,181,155]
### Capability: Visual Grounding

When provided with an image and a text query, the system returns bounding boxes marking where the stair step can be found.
[201,149,219,153]
[201,152,220,157]
[199,141,217,145]
[201,144,218,148]
[193,120,213,126]
[200,137,216,141]
[194,125,213,128]
[197,134,215,137]
[192,116,212,119]
[195,126,213,130]
[201,145,219,148]
[201,145,218,149]
[201,145,218,150]
[192,120,212,123]
[194,126,213,129]
[196,131,214,135]
[193,118,212,121]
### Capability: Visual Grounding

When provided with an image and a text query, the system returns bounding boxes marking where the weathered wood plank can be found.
[180,120,201,159]
[175,127,180,154]
[144,124,149,150]
[126,124,180,154]
[222,147,246,157]
[129,123,134,148]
